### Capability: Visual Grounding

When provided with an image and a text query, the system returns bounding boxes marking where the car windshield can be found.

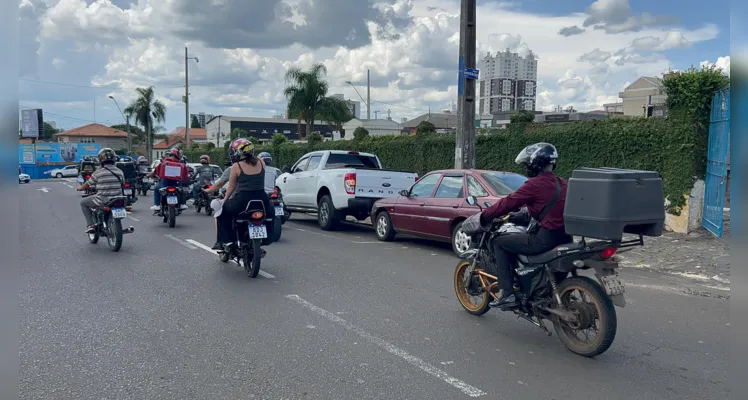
[324,153,380,169]
[480,172,528,195]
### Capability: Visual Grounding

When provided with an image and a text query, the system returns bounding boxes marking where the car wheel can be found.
[55,173,62,178]
[451,221,472,256]
[375,211,396,241]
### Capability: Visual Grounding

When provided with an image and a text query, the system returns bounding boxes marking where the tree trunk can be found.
[306,119,313,139]
[146,122,152,162]
[297,112,304,140]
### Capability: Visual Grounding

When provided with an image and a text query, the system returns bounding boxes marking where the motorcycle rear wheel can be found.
[168,206,176,228]
[242,240,262,278]
[551,276,617,357]
[107,216,123,252]
[454,260,490,315]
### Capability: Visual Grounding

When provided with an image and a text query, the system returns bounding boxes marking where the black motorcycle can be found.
[194,181,216,216]
[454,196,640,357]
[123,180,138,206]
[217,199,268,278]
[268,187,284,242]
[82,193,135,252]
[155,185,183,228]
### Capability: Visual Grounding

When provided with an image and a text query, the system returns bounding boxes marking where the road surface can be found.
[19,180,728,399]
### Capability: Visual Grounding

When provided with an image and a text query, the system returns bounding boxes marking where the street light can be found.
[345,69,371,119]
[185,46,199,147]
[109,95,131,154]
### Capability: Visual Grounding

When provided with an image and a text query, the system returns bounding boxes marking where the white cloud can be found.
[700,56,731,75]
[21,0,728,128]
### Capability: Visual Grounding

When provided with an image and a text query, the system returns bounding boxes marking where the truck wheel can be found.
[317,195,341,231]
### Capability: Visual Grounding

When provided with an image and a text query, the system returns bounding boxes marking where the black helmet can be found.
[258,151,272,166]
[98,148,117,164]
[515,142,558,177]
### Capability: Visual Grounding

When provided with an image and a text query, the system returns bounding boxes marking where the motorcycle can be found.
[80,173,95,196]
[453,196,640,357]
[217,199,268,278]
[155,185,183,228]
[269,187,284,242]
[123,180,137,207]
[81,193,135,252]
[271,186,289,225]
[194,181,216,216]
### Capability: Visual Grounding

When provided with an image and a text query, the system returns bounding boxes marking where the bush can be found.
[415,121,436,135]
[353,127,370,141]
[308,132,323,145]
[272,133,288,146]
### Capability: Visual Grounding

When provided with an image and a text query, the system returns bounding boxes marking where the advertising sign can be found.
[21,109,43,138]
[27,143,101,164]
[19,144,36,164]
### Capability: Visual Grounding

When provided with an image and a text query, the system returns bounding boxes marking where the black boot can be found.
[211,242,222,250]
[490,293,519,309]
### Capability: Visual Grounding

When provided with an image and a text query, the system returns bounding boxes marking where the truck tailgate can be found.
[354,169,417,198]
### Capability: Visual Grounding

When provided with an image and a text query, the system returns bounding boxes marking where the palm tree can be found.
[126,86,166,161]
[317,97,354,136]
[284,63,329,139]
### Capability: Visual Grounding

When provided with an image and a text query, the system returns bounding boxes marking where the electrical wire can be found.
[19,104,119,125]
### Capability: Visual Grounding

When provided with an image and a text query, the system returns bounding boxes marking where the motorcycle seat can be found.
[517,241,583,265]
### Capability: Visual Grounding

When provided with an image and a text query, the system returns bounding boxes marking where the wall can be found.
[664,180,705,234]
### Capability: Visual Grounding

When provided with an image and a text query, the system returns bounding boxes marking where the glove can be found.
[461,213,484,235]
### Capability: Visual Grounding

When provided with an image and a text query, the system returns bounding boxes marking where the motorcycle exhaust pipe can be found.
[123,226,135,234]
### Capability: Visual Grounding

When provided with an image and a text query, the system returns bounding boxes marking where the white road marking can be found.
[186,238,276,279]
[165,234,197,249]
[64,184,74,189]
[128,214,140,222]
[37,187,49,193]
[286,294,487,398]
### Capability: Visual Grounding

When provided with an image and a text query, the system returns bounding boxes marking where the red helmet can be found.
[229,138,254,162]
[168,148,181,159]
[199,154,210,163]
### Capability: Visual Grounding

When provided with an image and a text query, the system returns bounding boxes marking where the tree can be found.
[202,142,216,150]
[284,63,330,139]
[246,136,259,145]
[318,97,354,135]
[308,132,323,145]
[272,133,288,146]
[191,115,201,128]
[41,122,61,140]
[230,127,247,141]
[415,120,436,135]
[353,127,370,141]
[125,86,166,161]
[663,65,730,131]
[510,110,535,124]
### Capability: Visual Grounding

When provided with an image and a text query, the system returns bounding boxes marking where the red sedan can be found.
[371,169,528,255]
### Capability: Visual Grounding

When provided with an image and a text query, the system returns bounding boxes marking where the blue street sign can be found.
[464,68,479,80]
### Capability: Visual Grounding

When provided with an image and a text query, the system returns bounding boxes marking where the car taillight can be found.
[600,248,617,260]
[344,173,356,195]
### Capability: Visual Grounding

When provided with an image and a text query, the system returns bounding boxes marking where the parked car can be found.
[371,169,528,256]
[19,173,31,184]
[46,165,79,178]
[276,150,418,230]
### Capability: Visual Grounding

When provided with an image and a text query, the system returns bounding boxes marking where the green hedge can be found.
[185,117,701,215]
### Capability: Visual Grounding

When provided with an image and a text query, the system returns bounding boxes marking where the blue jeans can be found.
[154,179,180,206]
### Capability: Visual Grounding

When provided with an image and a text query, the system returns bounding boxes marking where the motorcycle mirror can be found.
[465,196,477,206]
[282,165,290,174]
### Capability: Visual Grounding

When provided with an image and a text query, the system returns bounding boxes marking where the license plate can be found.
[167,196,178,205]
[600,274,625,296]
[124,188,132,195]
[145,178,152,184]
[248,225,268,239]
[111,208,127,219]
[275,206,284,216]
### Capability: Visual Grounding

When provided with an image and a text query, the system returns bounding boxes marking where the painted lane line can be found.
[127,214,140,222]
[285,294,487,398]
[64,184,74,189]
[186,239,276,279]
[165,234,197,249]
[37,187,49,193]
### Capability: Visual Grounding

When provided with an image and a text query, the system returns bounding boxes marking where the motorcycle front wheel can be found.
[551,276,617,357]
[107,216,123,252]
[242,240,262,278]
[454,260,490,316]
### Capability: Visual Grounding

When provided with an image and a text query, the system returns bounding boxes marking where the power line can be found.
[370,99,429,112]
[18,104,118,125]
[19,78,185,90]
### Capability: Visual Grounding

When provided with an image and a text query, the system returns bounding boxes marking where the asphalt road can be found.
[20,180,728,399]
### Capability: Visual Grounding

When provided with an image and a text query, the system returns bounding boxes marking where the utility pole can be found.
[367,69,371,120]
[185,47,199,148]
[108,95,131,154]
[455,0,477,169]
[374,110,379,119]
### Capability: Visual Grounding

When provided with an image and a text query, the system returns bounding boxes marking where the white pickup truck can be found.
[276,150,418,230]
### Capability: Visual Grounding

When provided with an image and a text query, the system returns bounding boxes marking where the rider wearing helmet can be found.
[477,143,571,309]
[76,148,125,233]
[203,158,236,249]
[192,154,215,201]
[257,152,281,195]
[215,139,275,251]
[146,148,189,211]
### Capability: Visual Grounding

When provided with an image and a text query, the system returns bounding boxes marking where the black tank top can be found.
[235,162,265,192]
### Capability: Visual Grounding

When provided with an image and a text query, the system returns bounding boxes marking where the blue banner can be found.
[19,143,101,164]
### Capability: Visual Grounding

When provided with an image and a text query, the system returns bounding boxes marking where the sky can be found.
[17,0,731,132]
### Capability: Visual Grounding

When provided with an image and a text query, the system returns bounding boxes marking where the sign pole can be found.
[455,0,477,169]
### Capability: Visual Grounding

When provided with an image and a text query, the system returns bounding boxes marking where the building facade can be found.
[478,48,538,114]
[52,123,131,149]
[330,94,361,119]
[618,77,667,116]
[190,112,215,129]
[206,116,337,147]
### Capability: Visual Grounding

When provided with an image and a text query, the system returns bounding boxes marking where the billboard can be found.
[20,109,43,138]
[21,143,101,164]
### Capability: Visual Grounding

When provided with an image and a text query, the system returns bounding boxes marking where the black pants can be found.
[491,227,572,293]
[216,190,275,244]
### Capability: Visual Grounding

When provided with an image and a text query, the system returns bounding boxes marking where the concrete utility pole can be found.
[185,46,199,148]
[367,69,371,120]
[108,95,131,154]
[455,0,477,169]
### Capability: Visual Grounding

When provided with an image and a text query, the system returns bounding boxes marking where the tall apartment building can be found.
[478,48,538,115]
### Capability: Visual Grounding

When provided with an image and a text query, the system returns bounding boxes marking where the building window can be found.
[502,80,511,95]
[525,82,534,95]
[502,99,511,111]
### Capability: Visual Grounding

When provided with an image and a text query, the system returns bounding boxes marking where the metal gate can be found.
[702,88,730,237]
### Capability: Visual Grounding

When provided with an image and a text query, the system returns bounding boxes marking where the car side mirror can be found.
[282,166,290,174]
[399,189,409,197]
[484,201,492,207]
[465,196,477,206]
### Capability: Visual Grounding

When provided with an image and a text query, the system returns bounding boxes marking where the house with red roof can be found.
[52,123,133,149]
[152,127,207,160]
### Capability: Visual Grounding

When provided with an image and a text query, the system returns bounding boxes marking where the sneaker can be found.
[150,205,161,211]
[85,225,96,233]
[211,242,222,250]
[179,204,189,210]
[489,294,520,309]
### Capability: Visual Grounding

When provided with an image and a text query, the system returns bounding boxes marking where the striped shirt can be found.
[87,166,125,205]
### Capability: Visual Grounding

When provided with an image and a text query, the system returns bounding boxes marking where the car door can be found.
[424,174,465,239]
[462,174,494,216]
[296,154,323,207]
[393,173,441,234]
[280,156,310,205]
[64,165,78,177]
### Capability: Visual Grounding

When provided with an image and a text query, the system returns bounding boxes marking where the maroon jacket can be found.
[481,172,567,231]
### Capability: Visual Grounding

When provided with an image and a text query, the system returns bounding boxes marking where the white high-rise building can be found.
[478,48,538,115]
[331,93,362,119]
